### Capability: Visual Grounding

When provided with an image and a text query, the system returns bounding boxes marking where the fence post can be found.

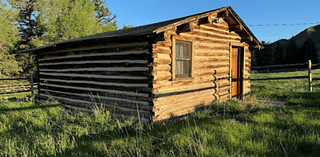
[30,73,34,95]
[308,60,312,92]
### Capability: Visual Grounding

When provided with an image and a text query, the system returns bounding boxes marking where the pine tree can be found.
[285,38,299,64]
[9,0,45,50]
[255,41,273,66]
[92,0,116,26]
[121,24,133,29]
[300,37,319,64]
[274,43,285,64]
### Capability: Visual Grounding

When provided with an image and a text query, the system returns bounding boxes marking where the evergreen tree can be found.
[8,0,45,50]
[92,0,116,26]
[274,42,285,64]
[255,41,273,66]
[285,38,299,64]
[300,37,319,64]
[121,24,133,29]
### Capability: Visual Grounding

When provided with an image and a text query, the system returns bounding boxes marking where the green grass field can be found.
[0,70,320,156]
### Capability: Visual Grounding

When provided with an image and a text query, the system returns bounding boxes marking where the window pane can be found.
[175,40,192,78]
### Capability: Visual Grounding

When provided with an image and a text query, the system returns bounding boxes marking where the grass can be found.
[0,69,319,156]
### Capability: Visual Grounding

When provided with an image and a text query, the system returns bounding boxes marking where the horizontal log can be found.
[152,46,171,54]
[40,67,150,72]
[40,72,149,80]
[195,56,229,62]
[39,60,148,66]
[195,50,229,57]
[41,41,149,56]
[195,43,230,51]
[153,89,216,110]
[40,79,152,93]
[153,58,171,65]
[40,85,152,102]
[192,29,241,40]
[38,100,150,122]
[39,50,150,62]
[155,81,216,94]
[194,62,229,70]
[199,24,230,33]
[41,89,152,110]
[219,94,230,102]
[180,32,240,43]
[153,94,215,120]
[154,41,172,47]
[152,64,171,72]
[153,71,171,81]
[39,94,152,119]
[197,25,239,37]
[40,78,149,88]
[177,33,230,45]
[194,66,229,76]
[201,23,229,31]
[41,82,149,97]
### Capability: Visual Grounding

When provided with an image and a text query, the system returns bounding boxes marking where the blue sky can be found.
[108,0,320,43]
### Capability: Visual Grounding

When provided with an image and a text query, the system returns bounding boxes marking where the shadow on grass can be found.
[0,104,60,112]
[2,95,320,156]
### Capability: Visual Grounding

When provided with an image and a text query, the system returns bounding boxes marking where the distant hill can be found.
[252,24,320,66]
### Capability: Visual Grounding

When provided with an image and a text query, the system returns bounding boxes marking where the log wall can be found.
[152,20,251,121]
[37,39,153,122]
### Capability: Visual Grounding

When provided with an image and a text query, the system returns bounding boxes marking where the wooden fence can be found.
[251,60,320,91]
[0,73,38,95]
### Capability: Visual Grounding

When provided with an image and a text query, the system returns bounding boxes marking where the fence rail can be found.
[251,60,319,91]
[0,74,37,95]
[251,63,319,69]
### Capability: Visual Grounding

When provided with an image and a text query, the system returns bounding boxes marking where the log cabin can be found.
[19,6,262,122]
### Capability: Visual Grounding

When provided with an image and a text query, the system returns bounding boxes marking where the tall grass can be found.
[0,69,319,156]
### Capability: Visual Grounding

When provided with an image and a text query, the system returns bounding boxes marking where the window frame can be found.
[172,35,195,80]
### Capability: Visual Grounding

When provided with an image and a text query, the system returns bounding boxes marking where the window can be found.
[174,39,192,79]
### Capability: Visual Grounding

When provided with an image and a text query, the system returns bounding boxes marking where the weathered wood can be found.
[40,72,149,80]
[229,25,243,32]
[40,91,152,111]
[152,64,171,72]
[40,41,149,56]
[40,67,150,72]
[41,82,149,97]
[39,60,148,66]
[39,50,150,62]
[153,71,171,81]
[40,78,149,88]
[193,29,241,40]
[208,12,218,24]
[39,94,152,119]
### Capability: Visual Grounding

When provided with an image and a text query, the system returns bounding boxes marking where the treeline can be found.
[0,0,132,77]
[254,37,319,66]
